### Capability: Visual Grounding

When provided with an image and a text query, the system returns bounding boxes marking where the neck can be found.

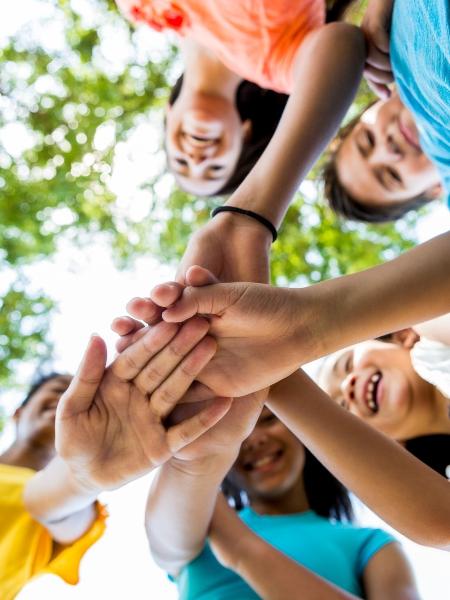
[250,478,310,516]
[0,439,54,472]
[181,39,242,99]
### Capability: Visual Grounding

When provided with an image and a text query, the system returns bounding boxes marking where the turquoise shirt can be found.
[175,509,395,599]
[391,0,450,206]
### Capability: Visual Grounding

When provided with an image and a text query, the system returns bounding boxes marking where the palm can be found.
[57,371,171,490]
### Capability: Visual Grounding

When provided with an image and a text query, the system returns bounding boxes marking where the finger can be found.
[365,45,391,71]
[111,316,144,337]
[180,381,216,404]
[111,320,179,380]
[162,281,235,323]
[364,65,394,85]
[134,317,211,399]
[185,265,219,286]
[115,325,149,353]
[166,397,232,454]
[57,335,107,418]
[149,336,217,418]
[150,281,184,308]
[126,296,163,325]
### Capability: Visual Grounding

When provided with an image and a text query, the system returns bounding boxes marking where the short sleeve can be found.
[355,529,396,576]
[41,502,108,585]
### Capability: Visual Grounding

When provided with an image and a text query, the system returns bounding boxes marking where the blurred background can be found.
[1,1,449,598]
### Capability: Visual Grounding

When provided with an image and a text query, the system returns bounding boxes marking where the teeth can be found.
[368,382,374,392]
[371,372,381,383]
[253,456,274,469]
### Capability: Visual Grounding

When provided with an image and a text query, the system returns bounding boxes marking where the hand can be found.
[156,266,308,397]
[362,0,394,98]
[55,319,232,492]
[209,492,251,571]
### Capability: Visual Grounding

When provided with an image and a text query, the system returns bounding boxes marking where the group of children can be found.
[1,0,450,598]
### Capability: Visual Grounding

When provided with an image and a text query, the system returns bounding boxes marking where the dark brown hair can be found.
[167,0,357,197]
[323,107,436,223]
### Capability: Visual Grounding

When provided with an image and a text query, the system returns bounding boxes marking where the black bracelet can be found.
[210,206,278,242]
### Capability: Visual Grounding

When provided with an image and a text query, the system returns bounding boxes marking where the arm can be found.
[226,23,365,228]
[145,391,265,575]
[209,494,360,600]
[413,313,450,346]
[362,542,419,600]
[266,370,450,549]
[25,319,231,544]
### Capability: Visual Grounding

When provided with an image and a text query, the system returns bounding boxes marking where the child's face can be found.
[165,91,250,196]
[336,94,441,207]
[230,408,305,500]
[15,375,72,447]
[319,341,436,440]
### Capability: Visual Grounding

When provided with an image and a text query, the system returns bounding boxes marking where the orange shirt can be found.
[116,0,325,93]
[0,464,107,600]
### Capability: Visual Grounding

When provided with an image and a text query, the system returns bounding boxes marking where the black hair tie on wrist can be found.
[211,206,278,243]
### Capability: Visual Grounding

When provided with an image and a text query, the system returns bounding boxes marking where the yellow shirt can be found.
[0,463,107,600]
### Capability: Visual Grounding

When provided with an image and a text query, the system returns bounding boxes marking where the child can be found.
[318,314,450,477]
[324,0,450,222]
[117,0,363,196]
[146,401,418,599]
[0,318,230,599]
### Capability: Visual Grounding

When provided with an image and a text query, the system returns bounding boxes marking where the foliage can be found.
[0,0,418,386]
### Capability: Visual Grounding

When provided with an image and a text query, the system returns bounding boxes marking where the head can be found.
[318,331,445,441]
[324,93,442,223]
[224,407,352,521]
[165,76,288,196]
[13,373,72,451]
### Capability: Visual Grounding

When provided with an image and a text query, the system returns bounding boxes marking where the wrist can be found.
[212,207,273,249]
[170,450,239,479]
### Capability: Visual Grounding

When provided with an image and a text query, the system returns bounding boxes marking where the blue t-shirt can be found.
[175,509,395,599]
[391,0,450,206]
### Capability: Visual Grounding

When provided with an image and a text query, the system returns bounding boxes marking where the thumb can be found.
[185,265,219,286]
[57,335,107,419]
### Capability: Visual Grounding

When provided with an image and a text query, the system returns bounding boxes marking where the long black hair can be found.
[167,0,357,196]
[223,446,354,522]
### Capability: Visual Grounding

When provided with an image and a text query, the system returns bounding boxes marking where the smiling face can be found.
[15,375,72,447]
[319,341,438,440]
[165,92,250,196]
[229,408,306,502]
[336,94,441,207]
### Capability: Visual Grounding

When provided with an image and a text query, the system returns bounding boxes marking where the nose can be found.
[340,373,356,405]
[369,133,403,163]
[243,428,269,453]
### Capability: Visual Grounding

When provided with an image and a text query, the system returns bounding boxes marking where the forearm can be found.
[24,456,98,543]
[219,526,358,600]
[295,231,450,362]
[145,452,237,575]
[227,23,365,228]
[267,371,450,548]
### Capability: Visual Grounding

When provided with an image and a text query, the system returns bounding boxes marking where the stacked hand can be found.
[113,265,310,398]
[56,318,232,492]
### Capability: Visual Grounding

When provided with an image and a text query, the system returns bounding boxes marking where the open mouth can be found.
[243,448,284,472]
[365,371,382,414]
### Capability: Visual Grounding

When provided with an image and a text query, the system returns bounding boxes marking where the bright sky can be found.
[1,1,450,599]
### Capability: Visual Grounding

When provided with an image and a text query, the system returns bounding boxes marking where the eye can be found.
[386,167,402,184]
[339,398,350,411]
[261,414,277,426]
[174,157,188,167]
[365,129,375,148]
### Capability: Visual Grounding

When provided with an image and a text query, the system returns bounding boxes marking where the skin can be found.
[336,93,442,206]
[166,40,250,196]
[0,375,72,472]
[318,339,450,440]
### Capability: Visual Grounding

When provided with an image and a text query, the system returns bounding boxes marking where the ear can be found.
[389,328,420,350]
[425,182,443,200]
[242,119,252,142]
